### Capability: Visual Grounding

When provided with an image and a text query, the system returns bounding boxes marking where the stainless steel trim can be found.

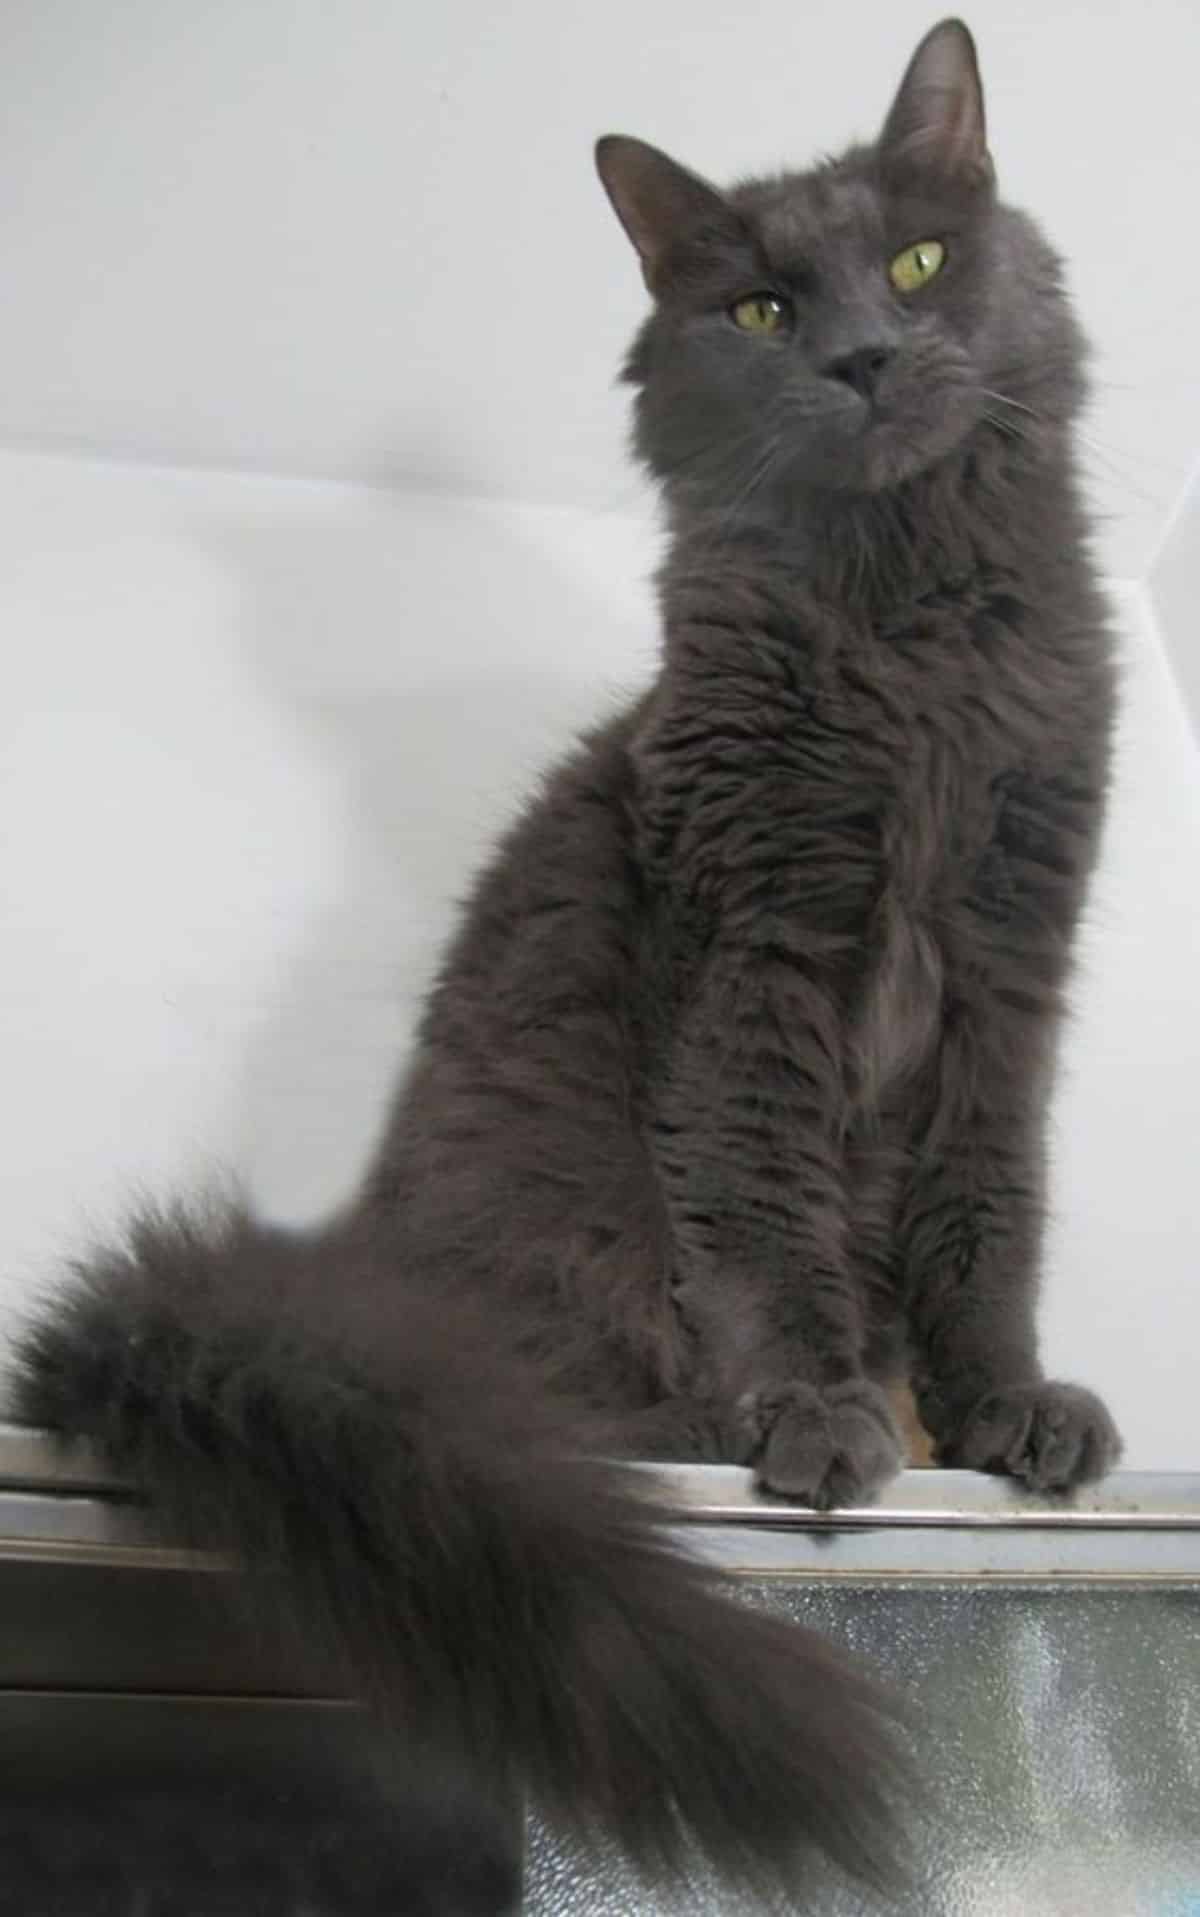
[0,1422,135,1495]
[632,1462,1200,1529]
[0,1490,225,1570]
[4,1428,1199,1583]
[6,1423,1199,1530]
[686,1521,1200,1582]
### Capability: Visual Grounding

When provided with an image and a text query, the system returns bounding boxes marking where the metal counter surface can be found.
[1,1425,1197,1914]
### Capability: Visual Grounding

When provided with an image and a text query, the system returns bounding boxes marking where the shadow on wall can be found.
[200,485,658,1227]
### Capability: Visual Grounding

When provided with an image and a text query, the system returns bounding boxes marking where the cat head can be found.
[596,19,1084,511]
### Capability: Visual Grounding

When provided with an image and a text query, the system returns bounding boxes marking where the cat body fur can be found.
[12,19,1120,1910]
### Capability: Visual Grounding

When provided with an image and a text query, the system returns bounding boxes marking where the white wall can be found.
[1150,457,1200,742]
[2,1,1197,1469]
[1,0,1198,578]
[0,447,657,1314]
[2,447,1199,1467]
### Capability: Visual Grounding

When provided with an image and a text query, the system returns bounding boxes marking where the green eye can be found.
[730,292,789,334]
[889,240,946,293]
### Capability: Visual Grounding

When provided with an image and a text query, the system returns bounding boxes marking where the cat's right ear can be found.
[594,136,742,295]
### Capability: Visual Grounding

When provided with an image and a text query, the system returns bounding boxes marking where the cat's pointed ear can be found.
[879,18,994,190]
[595,135,745,293]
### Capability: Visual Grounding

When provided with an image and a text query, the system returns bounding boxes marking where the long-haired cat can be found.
[12,17,1121,1909]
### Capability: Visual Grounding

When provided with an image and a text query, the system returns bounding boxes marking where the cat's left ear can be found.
[595,135,747,294]
[879,18,994,191]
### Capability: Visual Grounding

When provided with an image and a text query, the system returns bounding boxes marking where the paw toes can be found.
[757,1391,832,1501]
[947,1381,1120,1492]
[752,1380,902,1507]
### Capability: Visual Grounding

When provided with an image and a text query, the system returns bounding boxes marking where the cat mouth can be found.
[816,393,891,445]
[853,401,891,436]
[820,381,892,427]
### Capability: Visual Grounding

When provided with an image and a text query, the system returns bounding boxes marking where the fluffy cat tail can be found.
[10,1200,909,1899]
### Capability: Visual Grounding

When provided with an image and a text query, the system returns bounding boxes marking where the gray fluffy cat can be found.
[13,17,1121,1910]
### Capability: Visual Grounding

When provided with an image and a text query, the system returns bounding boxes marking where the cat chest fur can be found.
[643,586,1049,1113]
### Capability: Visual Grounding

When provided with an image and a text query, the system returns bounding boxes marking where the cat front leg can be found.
[901,756,1122,1492]
[901,1070,1121,1492]
[652,949,904,1505]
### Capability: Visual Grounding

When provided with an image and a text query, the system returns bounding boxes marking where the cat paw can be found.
[742,1380,904,1509]
[939,1380,1121,1492]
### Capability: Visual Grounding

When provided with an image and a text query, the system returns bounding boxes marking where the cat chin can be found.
[780,441,946,498]
[856,437,952,493]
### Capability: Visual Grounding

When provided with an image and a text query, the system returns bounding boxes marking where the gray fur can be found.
[397,14,1121,1495]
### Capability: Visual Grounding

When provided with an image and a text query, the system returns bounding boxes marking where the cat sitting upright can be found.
[14,18,1120,1907]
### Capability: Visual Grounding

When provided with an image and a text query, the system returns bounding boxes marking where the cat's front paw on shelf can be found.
[939,1380,1122,1492]
[741,1378,904,1509]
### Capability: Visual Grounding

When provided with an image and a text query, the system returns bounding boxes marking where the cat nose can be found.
[823,346,895,401]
